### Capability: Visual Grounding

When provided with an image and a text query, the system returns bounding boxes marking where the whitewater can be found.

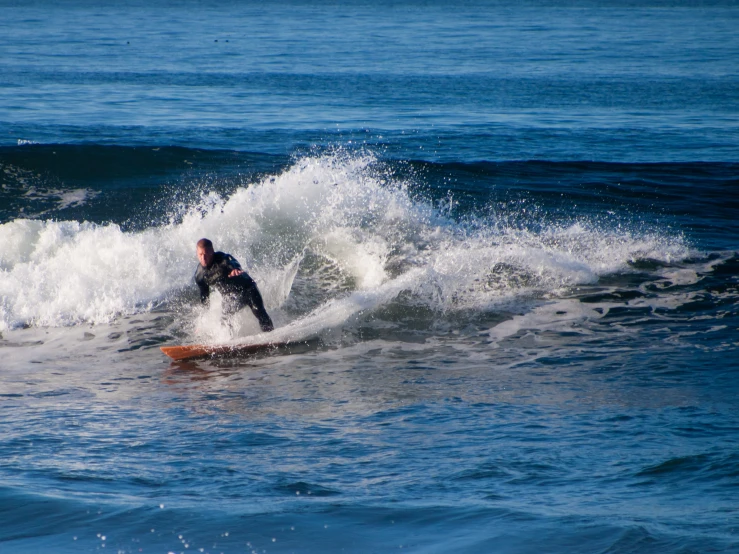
[0,152,693,340]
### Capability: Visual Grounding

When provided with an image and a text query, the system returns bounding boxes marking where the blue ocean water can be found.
[1,1,738,553]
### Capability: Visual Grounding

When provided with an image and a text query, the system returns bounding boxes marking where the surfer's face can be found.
[197,245,214,267]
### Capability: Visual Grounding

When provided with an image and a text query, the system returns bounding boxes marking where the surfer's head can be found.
[196,238,215,267]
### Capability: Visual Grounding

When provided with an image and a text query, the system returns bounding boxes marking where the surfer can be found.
[194,238,274,332]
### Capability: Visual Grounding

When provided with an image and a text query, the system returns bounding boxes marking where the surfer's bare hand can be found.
[228,269,243,277]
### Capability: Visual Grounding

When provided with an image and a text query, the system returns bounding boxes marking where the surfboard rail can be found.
[160,341,283,361]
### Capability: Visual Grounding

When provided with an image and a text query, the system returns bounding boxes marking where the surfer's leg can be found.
[241,283,274,332]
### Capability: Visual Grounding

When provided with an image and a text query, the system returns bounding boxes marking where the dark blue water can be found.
[1,2,738,553]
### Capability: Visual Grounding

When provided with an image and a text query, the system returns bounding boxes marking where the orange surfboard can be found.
[160,341,283,361]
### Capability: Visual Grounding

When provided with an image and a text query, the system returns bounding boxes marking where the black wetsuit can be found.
[194,251,274,332]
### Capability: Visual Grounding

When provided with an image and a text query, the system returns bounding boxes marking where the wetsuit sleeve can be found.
[194,269,210,304]
[223,254,243,272]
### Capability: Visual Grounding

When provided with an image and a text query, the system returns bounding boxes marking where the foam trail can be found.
[231,268,424,347]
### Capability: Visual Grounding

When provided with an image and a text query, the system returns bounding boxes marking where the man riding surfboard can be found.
[194,238,274,332]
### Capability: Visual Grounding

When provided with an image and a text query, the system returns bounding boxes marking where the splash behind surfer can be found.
[194,238,274,332]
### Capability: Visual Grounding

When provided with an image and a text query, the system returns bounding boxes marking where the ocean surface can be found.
[1,1,738,553]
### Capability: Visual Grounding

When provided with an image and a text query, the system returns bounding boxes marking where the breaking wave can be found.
[0,151,694,338]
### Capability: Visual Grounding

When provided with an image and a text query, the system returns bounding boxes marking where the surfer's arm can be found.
[197,281,210,303]
[223,253,245,278]
[194,271,210,304]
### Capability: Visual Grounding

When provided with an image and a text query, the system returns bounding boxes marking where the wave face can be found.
[2,148,718,337]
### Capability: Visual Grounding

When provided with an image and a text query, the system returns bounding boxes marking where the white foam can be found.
[0,219,191,330]
[55,188,98,210]
[0,151,694,337]
[487,299,605,343]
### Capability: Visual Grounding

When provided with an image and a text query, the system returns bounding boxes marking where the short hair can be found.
[196,238,213,250]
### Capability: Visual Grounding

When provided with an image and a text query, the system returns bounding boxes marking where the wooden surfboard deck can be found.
[160,341,283,361]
